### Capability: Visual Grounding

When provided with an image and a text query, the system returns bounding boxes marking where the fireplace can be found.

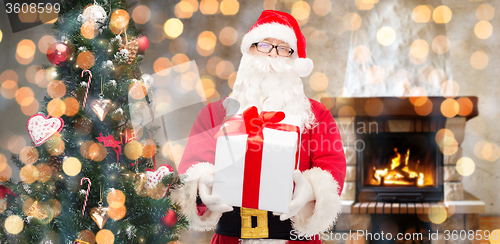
[357,131,443,202]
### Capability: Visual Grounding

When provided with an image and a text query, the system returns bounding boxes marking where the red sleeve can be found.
[177,100,226,174]
[309,101,347,195]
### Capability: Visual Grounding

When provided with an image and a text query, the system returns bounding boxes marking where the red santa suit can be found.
[171,10,346,244]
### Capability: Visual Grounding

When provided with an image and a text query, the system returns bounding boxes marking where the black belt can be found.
[215,207,294,240]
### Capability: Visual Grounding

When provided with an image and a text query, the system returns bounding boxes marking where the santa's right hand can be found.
[198,174,234,213]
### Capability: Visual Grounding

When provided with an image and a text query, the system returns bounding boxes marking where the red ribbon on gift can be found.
[215,106,300,209]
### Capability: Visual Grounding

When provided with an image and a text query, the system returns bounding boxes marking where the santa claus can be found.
[172,10,346,244]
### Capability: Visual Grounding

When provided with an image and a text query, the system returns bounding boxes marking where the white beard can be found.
[225,53,315,130]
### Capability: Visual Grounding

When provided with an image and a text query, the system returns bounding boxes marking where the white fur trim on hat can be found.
[240,23,298,57]
[170,162,222,231]
[294,57,314,77]
[290,167,342,236]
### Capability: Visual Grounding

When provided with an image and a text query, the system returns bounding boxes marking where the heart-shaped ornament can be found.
[91,98,112,121]
[90,206,109,229]
[145,164,174,190]
[27,114,64,147]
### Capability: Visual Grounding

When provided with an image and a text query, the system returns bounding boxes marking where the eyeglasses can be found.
[252,42,294,57]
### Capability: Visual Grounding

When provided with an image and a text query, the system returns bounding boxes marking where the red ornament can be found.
[96,133,122,163]
[47,42,73,66]
[136,35,149,53]
[161,209,177,227]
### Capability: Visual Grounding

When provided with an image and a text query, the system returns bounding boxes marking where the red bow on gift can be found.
[242,106,285,136]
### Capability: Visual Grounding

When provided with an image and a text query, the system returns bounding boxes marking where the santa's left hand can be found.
[277,170,315,221]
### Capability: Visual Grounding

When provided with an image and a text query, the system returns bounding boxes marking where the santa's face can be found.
[226,38,315,130]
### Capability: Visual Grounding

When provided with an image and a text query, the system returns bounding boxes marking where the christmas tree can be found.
[0,0,188,243]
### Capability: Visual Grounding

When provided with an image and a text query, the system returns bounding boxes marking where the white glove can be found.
[198,174,234,213]
[276,170,315,221]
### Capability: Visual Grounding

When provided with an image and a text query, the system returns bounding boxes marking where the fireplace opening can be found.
[357,132,443,202]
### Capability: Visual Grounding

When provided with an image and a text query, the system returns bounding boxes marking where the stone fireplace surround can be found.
[320,96,484,244]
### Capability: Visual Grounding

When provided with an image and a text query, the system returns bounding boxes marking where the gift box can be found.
[212,106,302,213]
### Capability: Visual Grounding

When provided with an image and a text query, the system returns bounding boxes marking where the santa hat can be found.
[240,10,314,77]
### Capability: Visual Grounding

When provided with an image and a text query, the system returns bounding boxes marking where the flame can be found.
[371,148,428,187]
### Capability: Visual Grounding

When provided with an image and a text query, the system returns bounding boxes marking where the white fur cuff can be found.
[170,162,222,231]
[291,167,342,236]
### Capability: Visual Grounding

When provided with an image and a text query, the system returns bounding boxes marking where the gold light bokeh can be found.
[313,0,331,16]
[433,5,452,24]
[414,97,433,116]
[8,135,26,154]
[215,61,235,79]
[432,35,450,54]
[355,0,373,11]
[38,35,56,54]
[19,8,38,23]
[412,5,432,23]
[377,26,396,46]
[0,153,7,172]
[309,72,329,91]
[39,6,58,24]
[474,20,493,39]
[219,27,238,46]
[364,98,384,117]
[470,51,489,70]
[154,57,172,76]
[17,39,36,59]
[475,141,500,162]
[427,68,447,86]
[0,29,3,43]
[47,98,66,117]
[456,157,475,176]
[164,18,184,38]
[440,80,459,98]
[291,1,311,24]
[227,72,237,89]
[440,98,459,118]
[476,4,495,21]
[344,13,362,31]
[15,87,35,106]
[175,1,194,19]
[171,53,191,73]
[207,57,223,76]
[197,76,216,98]
[220,0,239,15]
[410,39,429,59]
[352,45,371,64]
[200,0,219,15]
[428,204,447,224]
[456,97,473,116]
[132,5,151,24]
[365,66,385,85]
[198,31,217,51]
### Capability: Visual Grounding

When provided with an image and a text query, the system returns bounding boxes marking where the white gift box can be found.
[212,110,302,213]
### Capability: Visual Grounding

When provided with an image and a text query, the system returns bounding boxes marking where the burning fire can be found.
[372,148,425,186]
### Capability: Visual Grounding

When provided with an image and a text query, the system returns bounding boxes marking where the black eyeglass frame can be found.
[251,42,295,57]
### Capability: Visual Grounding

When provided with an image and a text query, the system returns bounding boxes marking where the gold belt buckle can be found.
[240,207,269,238]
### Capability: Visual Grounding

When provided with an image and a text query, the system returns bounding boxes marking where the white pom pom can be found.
[294,58,314,77]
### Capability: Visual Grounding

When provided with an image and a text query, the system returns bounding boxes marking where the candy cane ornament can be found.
[80,177,91,217]
[81,70,92,109]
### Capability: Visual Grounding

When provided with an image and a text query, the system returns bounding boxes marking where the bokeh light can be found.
[38,35,57,54]
[154,57,172,76]
[456,157,475,176]
[132,5,151,24]
[291,1,310,25]
[376,27,396,46]
[0,29,3,43]
[433,5,452,24]
[440,98,459,118]
[207,57,223,76]
[309,72,329,91]
[219,27,238,46]
[228,72,237,89]
[440,80,459,98]
[220,0,239,15]
[413,5,432,23]
[215,60,234,79]
[364,98,384,117]
[169,37,188,54]
[476,4,495,21]
[200,0,219,15]
[47,98,66,117]
[8,135,26,154]
[175,1,195,18]
[456,97,473,116]
[344,13,362,31]
[428,204,447,224]
[352,45,371,64]
[470,51,488,70]
[15,87,35,106]
[414,97,433,116]
[1,80,19,99]
[355,0,373,11]
[313,0,331,16]
[427,68,447,86]
[197,76,216,98]
[410,39,429,59]
[474,21,493,39]
[164,18,183,38]
[19,8,38,23]
[171,53,190,73]
[365,66,385,85]
[432,35,450,54]
[39,5,58,24]
[197,31,217,51]
[17,39,36,59]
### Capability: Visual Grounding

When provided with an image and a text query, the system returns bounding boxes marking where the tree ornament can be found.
[45,66,60,81]
[27,113,64,147]
[145,164,173,190]
[109,9,129,35]
[95,229,114,244]
[4,215,23,234]
[62,157,82,176]
[82,4,107,25]
[81,21,98,39]
[81,70,93,109]
[136,35,149,52]
[48,156,63,172]
[80,177,91,216]
[77,52,95,70]
[128,81,147,100]
[147,182,167,200]
[47,42,73,66]
[91,99,112,121]
[134,173,148,197]
[96,133,122,163]
[90,206,109,229]
[118,38,138,65]
[161,209,177,228]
